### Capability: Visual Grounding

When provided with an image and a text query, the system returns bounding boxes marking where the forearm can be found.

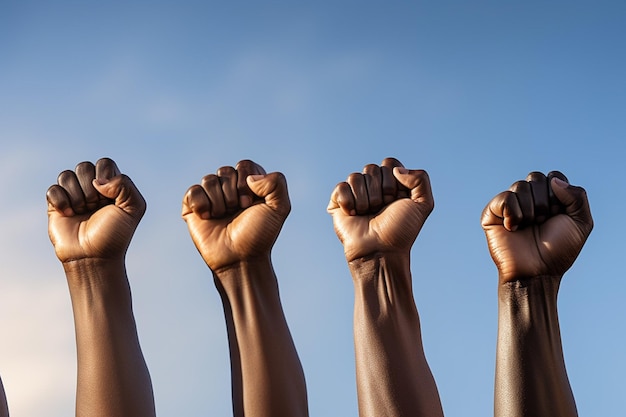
[495,276,577,417]
[350,253,443,417]
[214,257,308,417]
[64,259,155,417]
[0,376,8,417]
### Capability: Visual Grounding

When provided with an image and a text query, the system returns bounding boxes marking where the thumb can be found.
[551,177,593,233]
[93,174,147,219]
[393,167,435,212]
[246,172,291,216]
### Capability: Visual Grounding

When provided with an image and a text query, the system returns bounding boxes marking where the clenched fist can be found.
[327,157,434,262]
[47,158,146,263]
[182,159,291,272]
[481,171,593,283]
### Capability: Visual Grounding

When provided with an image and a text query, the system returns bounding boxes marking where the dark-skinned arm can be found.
[328,158,444,417]
[47,158,155,417]
[0,376,8,417]
[482,172,593,417]
[183,160,308,417]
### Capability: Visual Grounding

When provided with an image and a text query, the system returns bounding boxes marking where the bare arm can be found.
[482,172,593,417]
[0,376,8,417]
[182,160,308,417]
[47,158,155,417]
[328,158,444,417]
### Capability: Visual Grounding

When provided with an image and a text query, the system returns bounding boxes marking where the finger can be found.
[526,171,550,224]
[93,174,146,219]
[509,180,534,228]
[75,161,99,211]
[393,167,435,213]
[363,164,383,212]
[551,177,594,234]
[247,171,291,217]
[95,158,121,205]
[481,191,523,232]
[328,182,355,215]
[347,173,369,215]
[57,170,87,214]
[202,174,226,218]
[46,184,74,216]
[547,171,569,215]
[216,166,239,211]
[235,159,266,209]
[182,185,211,220]
[95,157,122,181]
[381,157,404,202]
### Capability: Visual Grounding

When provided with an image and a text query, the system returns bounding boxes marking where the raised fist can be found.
[327,157,434,262]
[481,171,593,283]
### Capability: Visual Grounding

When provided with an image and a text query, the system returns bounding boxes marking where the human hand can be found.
[182,160,290,272]
[481,171,593,283]
[47,158,146,263]
[327,158,434,262]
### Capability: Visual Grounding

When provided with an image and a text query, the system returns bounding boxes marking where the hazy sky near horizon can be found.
[1,1,625,416]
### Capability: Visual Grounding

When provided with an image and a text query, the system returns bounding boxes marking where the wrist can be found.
[62,257,131,304]
[212,256,277,294]
[497,275,562,327]
[349,251,414,303]
[498,274,562,295]
[349,251,411,280]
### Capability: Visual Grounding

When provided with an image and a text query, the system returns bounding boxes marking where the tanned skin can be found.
[182,160,308,417]
[327,157,444,417]
[47,158,156,417]
[481,171,593,417]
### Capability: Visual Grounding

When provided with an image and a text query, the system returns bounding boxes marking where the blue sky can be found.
[0,1,624,416]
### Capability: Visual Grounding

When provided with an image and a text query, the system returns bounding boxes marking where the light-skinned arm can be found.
[327,157,444,417]
[47,158,155,417]
[481,171,593,417]
[182,160,308,417]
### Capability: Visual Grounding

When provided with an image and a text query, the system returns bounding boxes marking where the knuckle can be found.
[381,157,403,167]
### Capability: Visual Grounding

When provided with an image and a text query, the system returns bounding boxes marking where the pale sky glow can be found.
[1,2,625,416]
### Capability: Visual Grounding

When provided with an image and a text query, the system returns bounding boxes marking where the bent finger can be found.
[347,173,369,215]
[236,159,266,209]
[182,185,211,220]
[46,185,73,216]
[217,166,238,211]
[481,191,523,232]
[363,164,383,212]
[202,174,226,218]
[526,171,550,224]
[75,161,99,211]
[328,182,356,216]
[57,170,87,214]
[381,157,405,201]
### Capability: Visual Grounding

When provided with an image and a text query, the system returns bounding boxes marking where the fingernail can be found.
[552,178,568,188]
[63,208,74,216]
[394,167,409,175]
[247,174,264,182]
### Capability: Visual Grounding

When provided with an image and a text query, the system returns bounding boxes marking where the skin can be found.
[327,158,444,417]
[46,158,156,417]
[0,377,7,417]
[481,171,593,417]
[182,160,308,417]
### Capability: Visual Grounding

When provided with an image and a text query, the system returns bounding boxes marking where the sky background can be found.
[0,1,624,416]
